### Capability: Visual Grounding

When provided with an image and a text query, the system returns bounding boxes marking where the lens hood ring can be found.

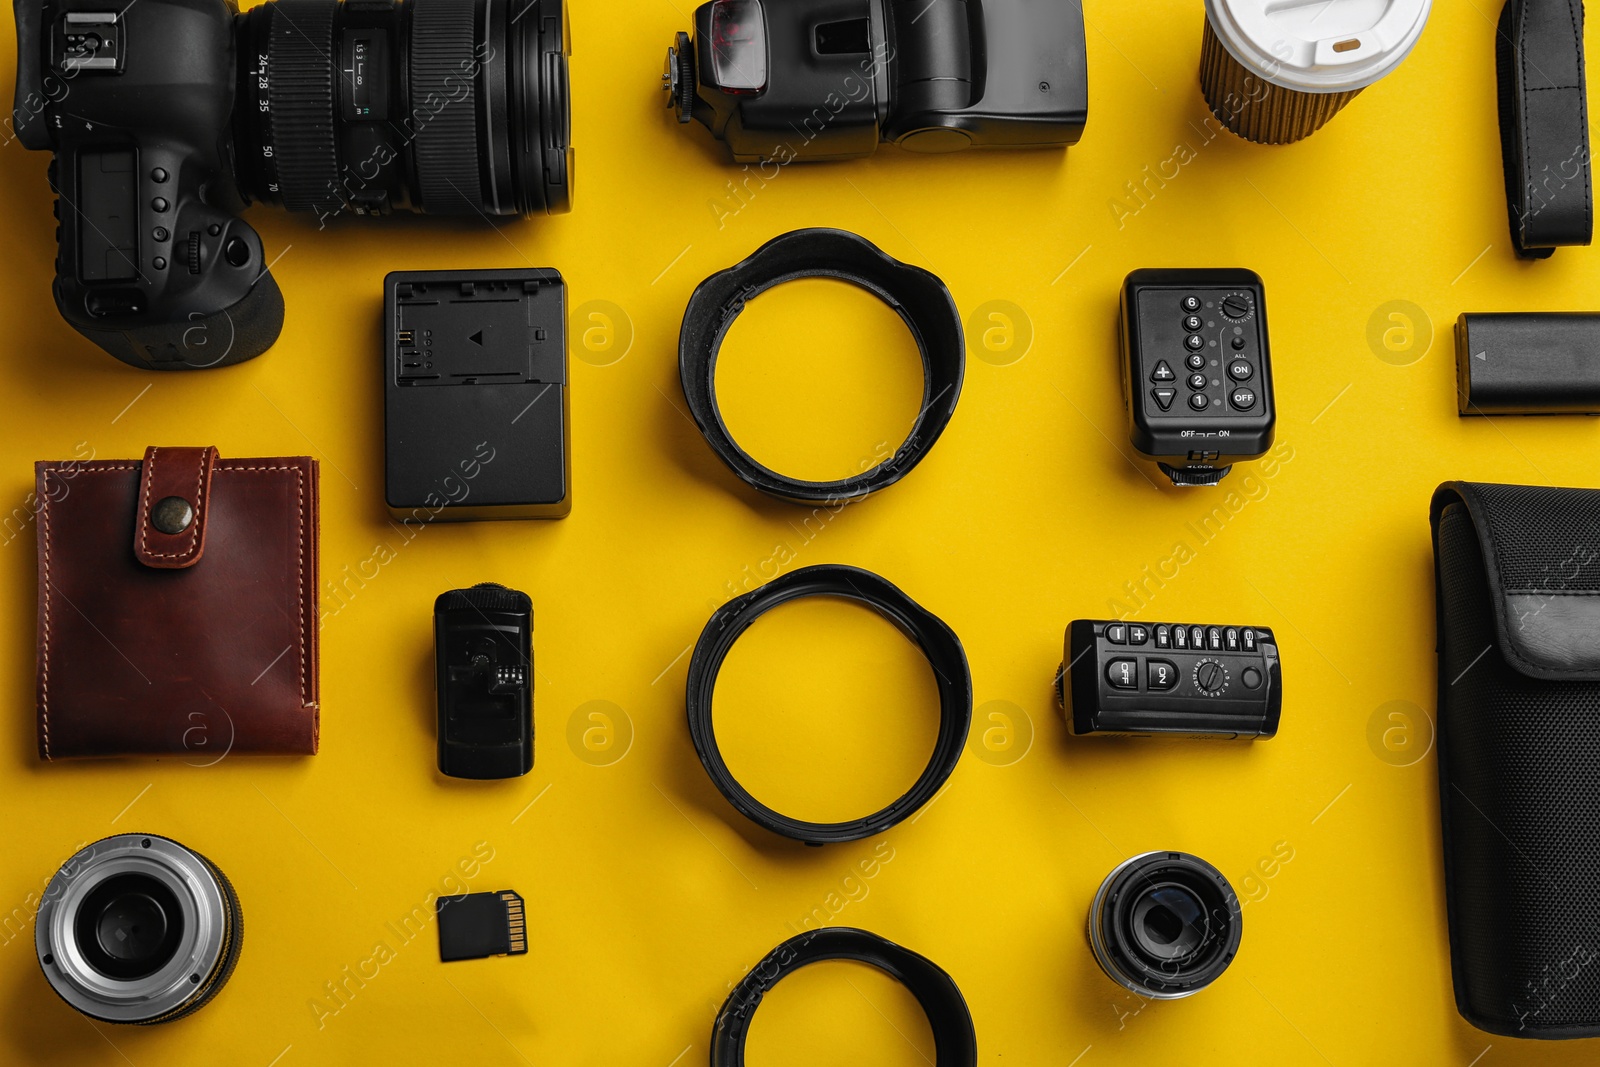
[711,927,977,1066]
[685,564,971,846]
[678,228,965,504]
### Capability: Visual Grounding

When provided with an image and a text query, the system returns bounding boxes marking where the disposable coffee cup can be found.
[1201,0,1431,144]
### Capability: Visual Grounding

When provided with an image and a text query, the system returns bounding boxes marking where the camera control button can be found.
[151,168,168,183]
[1183,315,1203,332]
[1231,335,1247,350]
[1225,627,1240,651]
[1154,625,1171,648]
[1242,628,1257,651]
[1181,296,1201,313]
[1188,393,1209,412]
[1207,627,1224,651]
[1104,623,1128,644]
[224,238,251,267]
[1184,334,1204,351]
[1241,667,1262,690]
[151,197,169,212]
[1151,360,1175,382]
[1127,624,1149,645]
[1230,387,1257,410]
[1106,659,1138,689]
[1151,388,1176,411]
[1147,660,1178,690]
[1228,360,1252,381]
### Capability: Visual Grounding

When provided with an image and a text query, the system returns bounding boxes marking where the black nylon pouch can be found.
[1431,482,1600,1038]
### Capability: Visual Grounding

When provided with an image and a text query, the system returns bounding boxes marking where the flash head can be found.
[664,0,1087,163]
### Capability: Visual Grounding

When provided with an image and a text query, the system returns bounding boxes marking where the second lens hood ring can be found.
[711,927,978,1066]
[685,564,972,846]
[678,228,965,505]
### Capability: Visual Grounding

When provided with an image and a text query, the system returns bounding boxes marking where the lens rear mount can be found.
[1088,851,1241,1000]
[36,834,243,1025]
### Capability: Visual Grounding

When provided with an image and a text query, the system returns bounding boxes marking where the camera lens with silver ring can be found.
[35,834,243,1024]
[1088,850,1241,1000]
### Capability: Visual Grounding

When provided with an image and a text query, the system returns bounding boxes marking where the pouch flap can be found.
[1432,481,1600,679]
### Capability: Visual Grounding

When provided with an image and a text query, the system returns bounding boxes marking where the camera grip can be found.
[57,269,285,372]
[51,198,285,371]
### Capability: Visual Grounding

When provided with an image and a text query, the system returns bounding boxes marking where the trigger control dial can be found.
[1193,658,1229,696]
[1220,292,1254,322]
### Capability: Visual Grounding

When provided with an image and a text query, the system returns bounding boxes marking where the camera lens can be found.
[36,835,243,1025]
[234,0,572,220]
[1088,851,1241,999]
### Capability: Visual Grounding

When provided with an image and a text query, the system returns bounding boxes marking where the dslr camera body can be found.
[13,0,281,369]
[665,0,1087,162]
[12,0,572,370]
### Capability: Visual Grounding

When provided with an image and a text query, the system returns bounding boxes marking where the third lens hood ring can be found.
[685,564,972,846]
[678,228,965,505]
[711,927,977,1066]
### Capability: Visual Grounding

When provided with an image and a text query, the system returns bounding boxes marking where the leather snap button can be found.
[152,496,195,535]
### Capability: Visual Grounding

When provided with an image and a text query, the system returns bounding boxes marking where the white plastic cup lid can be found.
[1205,0,1432,94]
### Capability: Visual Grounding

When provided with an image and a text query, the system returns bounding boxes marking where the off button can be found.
[1230,386,1257,410]
[1107,659,1138,689]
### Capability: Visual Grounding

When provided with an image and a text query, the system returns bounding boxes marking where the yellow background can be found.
[2,0,1598,1063]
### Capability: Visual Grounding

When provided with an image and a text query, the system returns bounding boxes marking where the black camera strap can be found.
[1497,0,1593,258]
[677,228,964,504]
[685,564,971,846]
[711,927,978,1066]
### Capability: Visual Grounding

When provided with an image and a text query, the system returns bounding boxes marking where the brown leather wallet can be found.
[35,446,319,759]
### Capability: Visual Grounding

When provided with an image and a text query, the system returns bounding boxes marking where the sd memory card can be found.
[437,890,527,962]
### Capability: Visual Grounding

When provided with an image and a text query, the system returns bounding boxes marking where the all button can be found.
[1151,388,1177,411]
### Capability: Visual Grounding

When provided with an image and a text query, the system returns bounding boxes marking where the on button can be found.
[1148,659,1178,690]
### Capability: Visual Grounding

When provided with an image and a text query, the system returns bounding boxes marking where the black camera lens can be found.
[1088,851,1241,999]
[36,835,243,1025]
[234,0,572,220]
